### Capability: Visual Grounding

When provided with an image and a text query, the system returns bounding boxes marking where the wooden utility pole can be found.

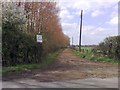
[79,10,83,52]
[72,37,73,46]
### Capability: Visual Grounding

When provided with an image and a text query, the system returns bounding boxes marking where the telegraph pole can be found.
[79,10,83,52]
[72,37,73,46]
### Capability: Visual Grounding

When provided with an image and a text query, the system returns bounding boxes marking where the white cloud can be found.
[58,0,118,18]
[89,27,105,35]
[98,27,105,31]
[82,26,117,45]
[108,16,118,25]
[59,7,74,23]
[61,22,80,45]
[58,0,119,13]
[62,22,117,45]
[110,11,118,18]
[91,10,104,17]
[60,9,70,18]
[61,22,78,35]
[106,4,118,26]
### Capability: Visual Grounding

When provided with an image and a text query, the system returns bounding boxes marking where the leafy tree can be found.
[23,2,70,53]
[97,36,120,60]
[2,2,42,66]
[2,2,70,66]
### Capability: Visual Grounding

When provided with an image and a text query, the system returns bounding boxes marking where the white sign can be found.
[36,35,42,43]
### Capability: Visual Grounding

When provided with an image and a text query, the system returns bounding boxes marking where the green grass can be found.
[81,46,93,51]
[75,46,93,53]
[2,49,62,73]
[73,49,119,64]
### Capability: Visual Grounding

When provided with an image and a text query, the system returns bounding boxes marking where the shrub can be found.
[96,36,120,61]
[2,3,43,66]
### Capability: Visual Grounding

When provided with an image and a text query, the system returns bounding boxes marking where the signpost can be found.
[36,34,42,43]
[36,33,43,62]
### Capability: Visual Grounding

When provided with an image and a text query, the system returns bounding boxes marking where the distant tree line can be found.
[2,2,70,66]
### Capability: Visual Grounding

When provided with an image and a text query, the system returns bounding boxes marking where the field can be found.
[74,46,93,53]
[73,46,118,64]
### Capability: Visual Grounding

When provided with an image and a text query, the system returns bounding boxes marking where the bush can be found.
[96,36,120,61]
[2,3,43,66]
[2,24,43,66]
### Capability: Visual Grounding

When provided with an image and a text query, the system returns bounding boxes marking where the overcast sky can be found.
[57,0,119,45]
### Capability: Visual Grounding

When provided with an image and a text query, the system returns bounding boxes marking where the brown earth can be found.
[3,49,118,82]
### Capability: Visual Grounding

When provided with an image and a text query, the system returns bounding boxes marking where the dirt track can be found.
[3,49,118,82]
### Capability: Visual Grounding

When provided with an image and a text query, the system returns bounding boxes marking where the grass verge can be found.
[2,49,63,74]
[72,49,119,64]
